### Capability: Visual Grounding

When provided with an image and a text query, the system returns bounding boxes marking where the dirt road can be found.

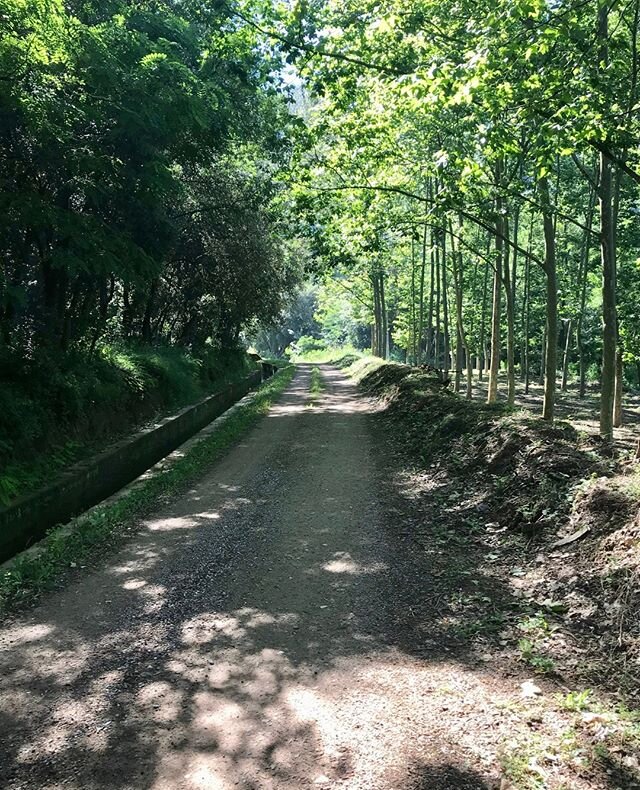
[0,366,505,790]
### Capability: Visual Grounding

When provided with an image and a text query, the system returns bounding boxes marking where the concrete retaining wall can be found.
[0,368,268,562]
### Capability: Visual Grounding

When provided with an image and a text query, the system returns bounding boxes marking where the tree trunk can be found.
[487,217,503,404]
[561,319,572,392]
[478,233,491,381]
[477,287,485,378]
[599,149,616,440]
[380,271,389,359]
[410,237,417,365]
[577,180,596,398]
[441,228,450,376]
[524,252,531,394]
[426,227,436,364]
[522,214,534,390]
[417,220,428,364]
[511,204,519,316]
[598,2,617,441]
[469,252,479,376]
[539,176,558,422]
[449,219,473,399]
[501,211,516,406]
[612,165,624,427]
[614,349,624,427]
[510,196,520,384]
[435,234,441,368]
[371,274,380,357]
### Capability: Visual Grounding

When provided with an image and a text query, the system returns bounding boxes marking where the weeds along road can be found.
[0,364,504,790]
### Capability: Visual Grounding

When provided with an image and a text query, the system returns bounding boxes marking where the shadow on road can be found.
[0,366,623,789]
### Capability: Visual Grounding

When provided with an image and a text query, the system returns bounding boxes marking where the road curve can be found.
[0,365,491,790]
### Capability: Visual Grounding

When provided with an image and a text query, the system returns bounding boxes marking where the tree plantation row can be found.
[278,0,640,442]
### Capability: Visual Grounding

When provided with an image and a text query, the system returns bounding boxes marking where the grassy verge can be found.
[291,345,364,364]
[0,365,294,615]
[294,346,389,381]
[331,353,386,380]
[307,366,325,407]
[0,344,256,506]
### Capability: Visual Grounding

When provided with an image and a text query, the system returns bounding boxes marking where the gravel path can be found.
[0,365,500,790]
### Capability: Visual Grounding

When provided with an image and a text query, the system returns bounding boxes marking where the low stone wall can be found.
[0,369,266,562]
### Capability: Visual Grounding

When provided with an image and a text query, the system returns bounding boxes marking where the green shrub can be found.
[0,343,254,504]
[292,335,327,355]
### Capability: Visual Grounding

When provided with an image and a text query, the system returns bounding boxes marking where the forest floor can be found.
[470,374,640,453]
[0,364,638,789]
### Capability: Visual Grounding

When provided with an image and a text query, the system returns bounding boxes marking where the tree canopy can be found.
[255,0,640,440]
[1,0,298,360]
[4,0,640,441]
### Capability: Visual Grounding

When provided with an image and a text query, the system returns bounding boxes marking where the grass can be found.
[292,345,364,363]
[517,637,556,674]
[306,366,325,407]
[499,742,547,790]
[517,612,556,675]
[295,346,386,384]
[340,355,386,381]
[499,688,640,788]
[0,344,255,506]
[309,366,324,394]
[0,364,294,615]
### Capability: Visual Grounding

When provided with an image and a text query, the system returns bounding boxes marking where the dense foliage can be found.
[5,0,640,450]
[0,0,297,359]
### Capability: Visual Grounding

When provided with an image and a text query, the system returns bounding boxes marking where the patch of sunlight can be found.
[181,613,247,644]
[138,583,166,614]
[146,515,199,532]
[137,681,185,724]
[187,757,237,790]
[17,666,126,761]
[2,623,54,646]
[181,609,300,647]
[110,547,162,575]
[321,551,388,575]
[122,578,147,590]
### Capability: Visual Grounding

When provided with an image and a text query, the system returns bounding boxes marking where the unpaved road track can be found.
[0,366,499,790]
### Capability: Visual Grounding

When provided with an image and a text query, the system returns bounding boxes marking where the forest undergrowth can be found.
[0,345,257,507]
[330,353,640,788]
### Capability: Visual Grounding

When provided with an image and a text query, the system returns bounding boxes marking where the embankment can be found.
[0,364,276,562]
